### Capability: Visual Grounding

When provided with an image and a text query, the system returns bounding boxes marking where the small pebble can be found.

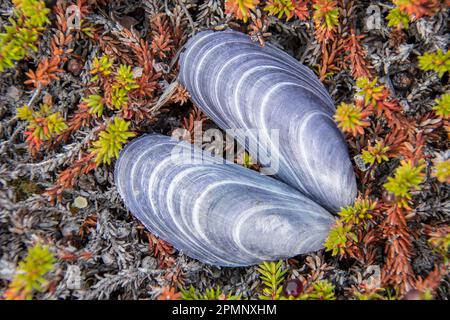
[382,189,397,204]
[403,289,424,300]
[115,226,130,239]
[133,67,143,78]
[6,86,21,101]
[392,71,413,92]
[101,252,115,266]
[139,256,158,272]
[283,279,303,298]
[67,59,84,76]
[73,196,88,209]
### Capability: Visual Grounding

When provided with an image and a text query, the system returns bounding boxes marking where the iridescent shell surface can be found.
[115,30,358,266]
[115,134,334,267]
[179,30,357,212]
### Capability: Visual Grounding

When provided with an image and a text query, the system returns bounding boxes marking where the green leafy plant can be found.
[338,197,377,225]
[392,0,441,19]
[225,0,260,23]
[111,87,130,109]
[0,0,50,72]
[418,49,450,78]
[324,220,357,256]
[303,280,336,300]
[386,7,410,29]
[362,141,390,165]
[428,230,450,264]
[356,77,385,106]
[113,65,139,92]
[4,243,55,300]
[89,56,139,111]
[17,104,67,153]
[83,94,105,117]
[264,0,310,20]
[354,290,385,300]
[384,160,426,207]
[90,117,136,165]
[312,0,339,43]
[433,93,450,119]
[257,260,288,300]
[90,55,114,81]
[264,0,295,20]
[181,285,242,300]
[334,102,370,136]
[432,158,450,184]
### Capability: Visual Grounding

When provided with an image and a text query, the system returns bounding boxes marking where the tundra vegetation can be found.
[0,0,448,300]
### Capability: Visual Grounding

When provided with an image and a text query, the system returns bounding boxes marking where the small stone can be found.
[132,67,143,78]
[115,226,130,239]
[101,252,115,266]
[363,265,381,289]
[61,223,79,238]
[139,256,158,272]
[73,196,88,209]
[283,279,303,298]
[354,154,369,172]
[382,189,397,204]
[67,59,84,75]
[43,93,53,106]
[403,289,424,300]
[392,71,413,92]
[6,86,21,101]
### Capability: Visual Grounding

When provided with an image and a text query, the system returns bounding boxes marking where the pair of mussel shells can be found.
[115,30,357,266]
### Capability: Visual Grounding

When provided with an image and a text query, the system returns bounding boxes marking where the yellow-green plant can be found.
[354,290,385,300]
[384,160,426,207]
[90,55,114,80]
[386,7,410,29]
[89,56,140,111]
[224,0,260,23]
[433,93,450,119]
[418,49,450,78]
[113,65,139,91]
[181,285,242,300]
[111,88,130,109]
[313,0,340,40]
[356,77,385,106]
[83,94,105,117]
[238,152,254,168]
[338,197,377,225]
[428,232,450,264]
[264,0,295,20]
[362,141,390,165]
[303,280,336,300]
[334,102,370,136]
[4,243,55,300]
[257,260,288,300]
[432,158,450,184]
[90,117,136,165]
[324,220,357,256]
[0,0,50,72]
[17,104,67,151]
[83,57,143,166]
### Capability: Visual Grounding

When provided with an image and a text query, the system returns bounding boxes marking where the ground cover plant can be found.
[0,0,448,300]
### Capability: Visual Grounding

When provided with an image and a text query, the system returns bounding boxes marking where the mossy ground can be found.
[0,0,448,299]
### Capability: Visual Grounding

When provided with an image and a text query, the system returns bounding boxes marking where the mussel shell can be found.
[115,134,334,267]
[179,30,357,212]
